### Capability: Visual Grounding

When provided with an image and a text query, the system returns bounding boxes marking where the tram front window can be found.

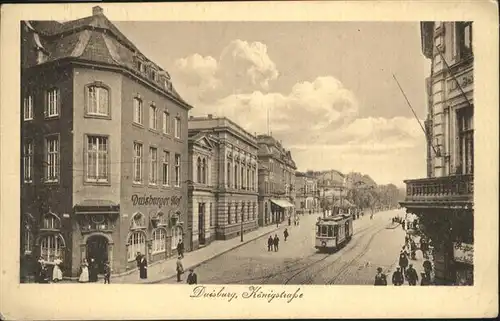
[327,226,334,237]
[316,226,320,236]
[334,226,338,236]
[321,225,328,237]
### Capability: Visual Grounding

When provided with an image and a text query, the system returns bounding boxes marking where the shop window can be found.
[127,231,146,262]
[171,226,183,250]
[152,228,166,254]
[40,234,65,263]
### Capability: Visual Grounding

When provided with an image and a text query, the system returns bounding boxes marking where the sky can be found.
[113,21,431,187]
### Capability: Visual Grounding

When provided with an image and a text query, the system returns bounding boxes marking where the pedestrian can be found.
[267,235,273,252]
[283,228,289,242]
[402,220,406,230]
[273,234,280,252]
[374,267,388,286]
[78,259,89,283]
[176,255,184,282]
[35,256,45,283]
[52,256,63,283]
[420,272,431,286]
[297,217,300,226]
[288,217,291,226]
[88,258,99,282]
[406,264,418,286]
[423,259,432,277]
[392,267,404,286]
[135,252,143,268]
[420,238,429,259]
[39,263,49,284]
[177,239,185,258]
[138,255,148,279]
[186,268,197,285]
[398,251,409,276]
[103,261,111,284]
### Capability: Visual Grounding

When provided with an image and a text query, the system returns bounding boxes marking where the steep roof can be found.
[23,10,189,106]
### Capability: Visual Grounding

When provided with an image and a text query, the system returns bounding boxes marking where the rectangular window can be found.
[174,154,181,187]
[45,88,59,118]
[149,147,158,185]
[133,142,143,183]
[87,85,110,116]
[149,104,157,130]
[456,22,473,59]
[24,95,34,120]
[133,97,143,125]
[23,140,34,183]
[458,107,474,174]
[163,111,170,134]
[45,136,59,182]
[174,117,181,139]
[162,151,170,186]
[86,136,109,182]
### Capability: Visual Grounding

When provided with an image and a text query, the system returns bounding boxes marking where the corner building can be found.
[400,21,473,285]
[188,116,259,244]
[20,7,192,280]
[257,135,297,227]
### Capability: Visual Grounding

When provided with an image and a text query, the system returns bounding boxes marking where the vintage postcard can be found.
[0,1,498,319]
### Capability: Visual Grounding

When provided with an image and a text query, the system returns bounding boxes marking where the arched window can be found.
[247,168,250,190]
[234,164,238,188]
[235,204,239,223]
[202,158,207,184]
[227,162,231,187]
[40,234,65,262]
[127,231,146,261]
[196,157,202,183]
[152,228,166,254]
[86,84,110,117]
[171,226,183,250]
[42,213,61,230]
[227,203,232,224]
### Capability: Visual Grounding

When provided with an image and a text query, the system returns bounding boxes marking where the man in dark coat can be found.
[273,234,279,252]
[392,267,404,285]
[283,228,289,242]
[374,267,387,286]
[138,255,148,279]
[89,258,99,282]
[406,264,418,286]
[186,268,198,285]
[420,272,431,285]
[177,239,185,258]
[103,261,111,284]
[267,235,273,252]
[399,251,409,276]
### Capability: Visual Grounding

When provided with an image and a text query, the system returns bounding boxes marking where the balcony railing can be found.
[402,174,473,208]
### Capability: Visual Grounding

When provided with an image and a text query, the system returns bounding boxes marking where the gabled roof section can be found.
[188,132,216,150]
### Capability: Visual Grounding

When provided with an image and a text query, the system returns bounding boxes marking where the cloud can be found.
[171,40,279,102]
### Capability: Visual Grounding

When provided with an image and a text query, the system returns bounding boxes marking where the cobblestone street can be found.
[160,209,408,285]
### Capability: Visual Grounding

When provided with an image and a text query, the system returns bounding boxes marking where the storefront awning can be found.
[74,199,119,215]
[270,199,294,208]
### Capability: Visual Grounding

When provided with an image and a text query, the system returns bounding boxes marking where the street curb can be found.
[146,225,282,284]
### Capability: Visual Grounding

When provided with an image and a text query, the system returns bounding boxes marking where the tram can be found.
[315,213,353,252]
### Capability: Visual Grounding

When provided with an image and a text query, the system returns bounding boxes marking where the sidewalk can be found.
[112,223,281,284]
[386,234,433,286]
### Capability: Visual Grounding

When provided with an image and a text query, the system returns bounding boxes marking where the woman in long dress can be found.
[78,259,89,283]
[52,257,63,282]
[89,258,98,282]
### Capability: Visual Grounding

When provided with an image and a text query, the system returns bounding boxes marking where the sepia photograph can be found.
[1,1,498,319]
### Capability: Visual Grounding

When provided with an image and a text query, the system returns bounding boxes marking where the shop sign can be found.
[131,194,182,208]
[453,242,473,265]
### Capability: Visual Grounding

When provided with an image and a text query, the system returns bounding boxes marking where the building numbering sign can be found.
[131,194,182,208]
[453,242,473,265]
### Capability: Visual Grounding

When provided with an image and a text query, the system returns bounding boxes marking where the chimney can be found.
[207,114,213,119]
[93,6,104,16]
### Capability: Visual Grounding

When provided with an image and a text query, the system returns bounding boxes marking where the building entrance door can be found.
[87,235,109,274]
[198,203,205,245]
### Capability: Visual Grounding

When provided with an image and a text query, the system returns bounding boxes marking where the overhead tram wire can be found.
[392,73,439,155]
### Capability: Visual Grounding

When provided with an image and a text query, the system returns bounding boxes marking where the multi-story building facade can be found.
[294,172,319,214]
[187,115,259,243]
[257,135,297,226]
[20,7,192,280]
[400,21,474,285]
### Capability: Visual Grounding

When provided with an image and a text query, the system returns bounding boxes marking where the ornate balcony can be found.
[400,174,473,210]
